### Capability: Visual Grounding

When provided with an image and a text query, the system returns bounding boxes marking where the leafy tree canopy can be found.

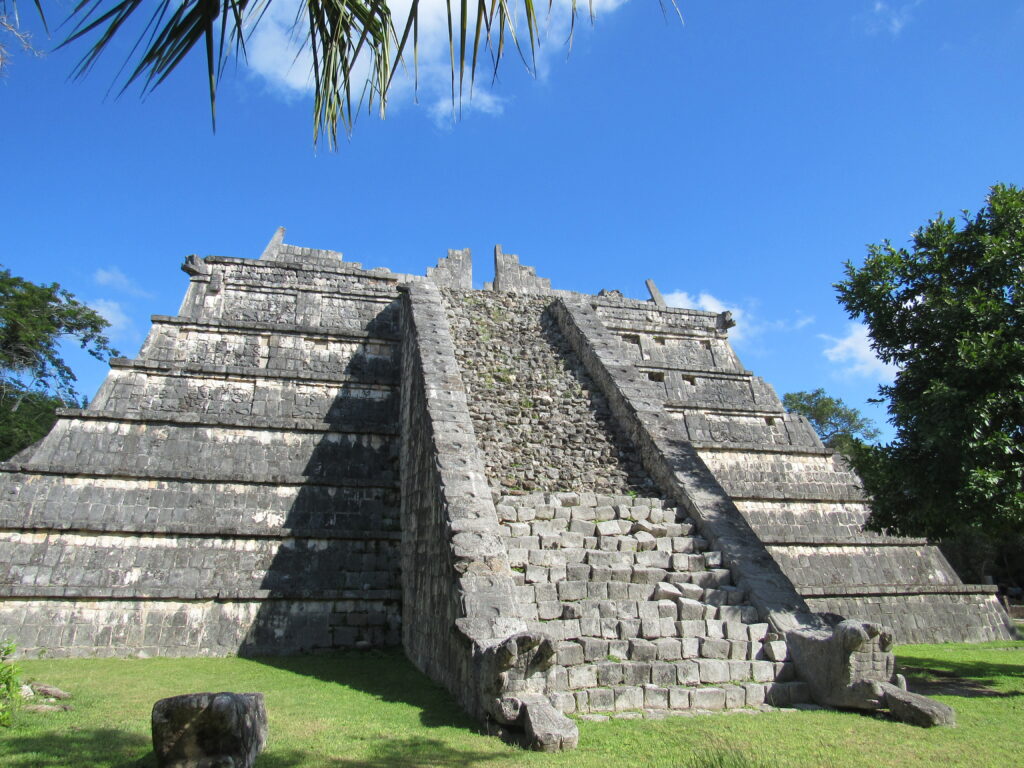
[835,183,1024,542]
[782,388,879,456]
[0,267,117,459]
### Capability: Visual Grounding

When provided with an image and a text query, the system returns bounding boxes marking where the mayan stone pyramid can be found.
[0,231,1013,742]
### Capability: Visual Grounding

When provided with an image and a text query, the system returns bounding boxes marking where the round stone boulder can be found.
[151,692,267,768]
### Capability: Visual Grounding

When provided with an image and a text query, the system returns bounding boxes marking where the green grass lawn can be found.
[2,640,1022,768]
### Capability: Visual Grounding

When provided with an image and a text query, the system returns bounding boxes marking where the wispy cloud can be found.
[89,299,138,343]
[663,290,814,344]
[94,267,152,298]
[244,0,634,125]
[865,0,922,37]
[664,290,749,340]
[821,322,898,381]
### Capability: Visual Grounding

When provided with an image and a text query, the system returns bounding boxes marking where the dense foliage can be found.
[782,388,879,456]
[835,184,1024,543]
[0,388,65,461]
[0,267,116,460]
[0,640,18,727]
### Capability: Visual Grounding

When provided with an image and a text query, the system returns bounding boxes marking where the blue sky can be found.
[3,0,1022,440]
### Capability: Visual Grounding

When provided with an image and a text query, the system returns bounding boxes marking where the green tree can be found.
[835,183,1024,543]
[0,388,66,460]
[782,388,879,457]
[0,267,117,460]
[2,0,671,146]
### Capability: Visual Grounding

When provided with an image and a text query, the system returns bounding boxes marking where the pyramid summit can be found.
[0,232,1012,746]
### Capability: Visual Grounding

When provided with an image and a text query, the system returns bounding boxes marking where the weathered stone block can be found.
[675,660,700,686]
[698,659,730,683]
[763,640,788,661]
[721,684,745,709]
[691,687,726,711]
[613,686,643,711]
[643,685,669,709]
[669,686,691,709]
[700,638,731,659]
[742,682,766,706]
[588,687,614,711]
[151,692,267,768]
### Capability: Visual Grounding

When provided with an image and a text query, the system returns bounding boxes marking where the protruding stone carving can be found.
[260,226,287,259]
[427,248,473,289]
[181,254,210,277]
[491,246,553,295]
[786,620,955,727]
[645,279,667,307]
[480,632,579,751]
[151,692,268,768]
[716,310,736,331]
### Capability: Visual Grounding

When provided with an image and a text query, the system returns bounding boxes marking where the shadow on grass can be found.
[259,737,512,768]
[251,650,480,731]
[0,728,154,768]
[897,654,1024,698]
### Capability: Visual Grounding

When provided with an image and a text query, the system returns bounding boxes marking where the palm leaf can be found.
[54,0,679,145]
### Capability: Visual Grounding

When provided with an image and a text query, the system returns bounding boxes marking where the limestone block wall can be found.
[426,249,473,289]
[564,293,1013,644]
[399,283,526,718]
[489,247,554,294]
[0,245,406,656]
[551,298,813,630]
[0,236,1012,674]
[442,291,654,495]
[436,288,807,715]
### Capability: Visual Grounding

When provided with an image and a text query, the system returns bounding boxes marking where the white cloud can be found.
[244,0,633,123]
[663,290,814,344]
[821,322,898,381]
[791,314,815,330]
[89,299,137,343]
[94,267,152,298]
[664,290,748,340]
[865,1,922,37]
[246,2,315,95]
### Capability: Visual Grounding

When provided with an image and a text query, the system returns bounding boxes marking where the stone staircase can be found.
[442,289,806,715]
[495,491,803,714]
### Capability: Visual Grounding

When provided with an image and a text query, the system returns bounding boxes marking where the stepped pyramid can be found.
[0,233,1013,744]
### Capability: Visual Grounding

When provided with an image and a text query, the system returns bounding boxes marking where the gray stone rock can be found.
[520,695,579,751]
[31,683,71,700]
[151,692,267,768]
[882,685,956,727]
[786,620,955,727]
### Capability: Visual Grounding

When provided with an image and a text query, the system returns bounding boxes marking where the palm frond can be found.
[55,0,679,145]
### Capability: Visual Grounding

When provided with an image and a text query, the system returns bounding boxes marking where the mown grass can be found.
[2,641,1022,768]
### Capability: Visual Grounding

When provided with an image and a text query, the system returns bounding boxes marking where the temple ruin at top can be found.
[0,230,1012,747]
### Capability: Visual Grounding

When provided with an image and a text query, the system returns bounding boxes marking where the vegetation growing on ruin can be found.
[3,643,1022,767]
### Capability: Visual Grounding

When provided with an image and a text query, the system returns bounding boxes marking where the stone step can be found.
[523,596,761,626]
[496,502,689,526]
[495,492,679,509]
[507,545,719,568]
[506,531,709,552]
[553,680,810,715]
[511,565,736,590]
[526,614,767,644]
[514,578,743,605]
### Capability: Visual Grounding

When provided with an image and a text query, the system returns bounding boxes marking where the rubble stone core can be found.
[0,234,1013,747]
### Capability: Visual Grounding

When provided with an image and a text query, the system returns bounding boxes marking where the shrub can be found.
[0,640,20,726]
